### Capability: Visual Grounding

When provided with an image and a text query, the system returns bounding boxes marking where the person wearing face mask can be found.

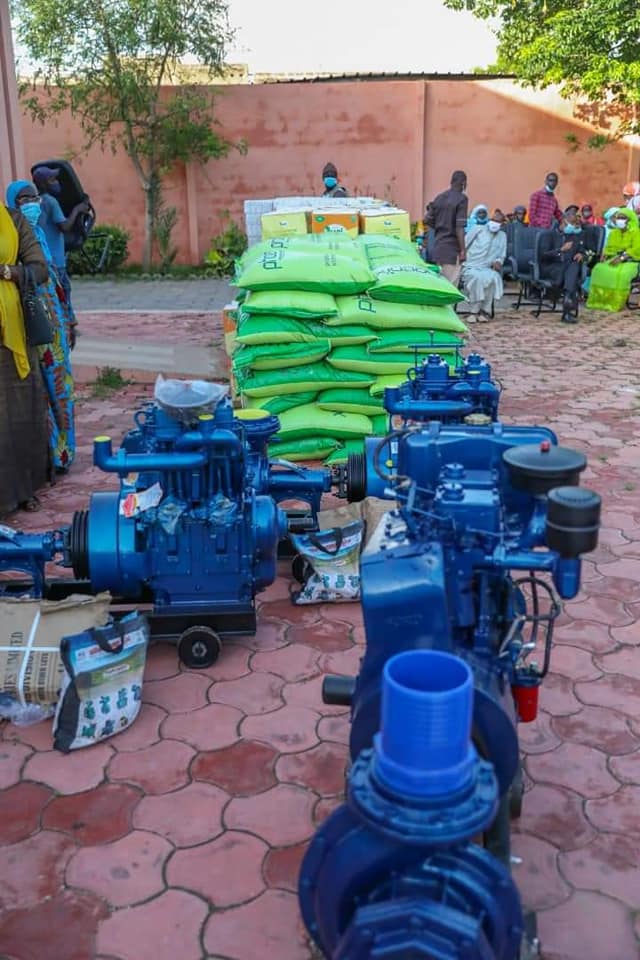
[6,181,76,472]
[587,207,640,312]
[32,166,89,313]
[538,205,588,323]
[510,205,528,225]
[461,208,507,322]
[622,181,640,216]
[322,162,348,199]
[465,204,489,233]
[0,190,49,515]
[528,172,562,229]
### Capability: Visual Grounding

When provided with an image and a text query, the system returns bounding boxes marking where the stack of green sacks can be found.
[231,235,466,463]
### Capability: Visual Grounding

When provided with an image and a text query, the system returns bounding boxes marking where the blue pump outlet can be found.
[300,650,524,960]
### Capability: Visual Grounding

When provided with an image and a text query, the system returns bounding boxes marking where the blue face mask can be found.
[563,223,581,234]
[20,202,42,226]
[323,176,338,189]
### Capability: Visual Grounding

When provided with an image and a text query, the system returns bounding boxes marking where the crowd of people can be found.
[424,170,640,323]
[0,166,86,517]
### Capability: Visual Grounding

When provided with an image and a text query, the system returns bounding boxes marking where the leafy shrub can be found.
[67,224,130,275]
[204,212,247,277]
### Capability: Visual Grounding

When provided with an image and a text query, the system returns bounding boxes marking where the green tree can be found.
[16,0,247,267]
[444,0,640,138]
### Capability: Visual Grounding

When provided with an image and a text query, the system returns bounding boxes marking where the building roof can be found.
[254,70,515,84]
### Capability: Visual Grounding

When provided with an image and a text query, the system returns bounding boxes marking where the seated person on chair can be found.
[462,208,506,322]
[587,208,640,312]
[538,206,587,323]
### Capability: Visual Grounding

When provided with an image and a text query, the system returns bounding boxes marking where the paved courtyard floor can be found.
[1,301,640,960]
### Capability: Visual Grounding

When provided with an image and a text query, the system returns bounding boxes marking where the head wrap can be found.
[5,180,34,210]
[623,181,640,197]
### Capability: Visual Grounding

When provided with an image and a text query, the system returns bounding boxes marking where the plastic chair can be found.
[510,226,542,309]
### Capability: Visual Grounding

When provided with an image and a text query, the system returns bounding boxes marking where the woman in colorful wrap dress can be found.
[587,208,640,312]
[6,180,76,471]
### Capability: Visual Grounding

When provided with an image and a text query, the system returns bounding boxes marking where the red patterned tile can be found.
[552,705,639,756]
[42,783,141,845]
[518,709,562,755]
[0,830,76,909]
[538,673,582,717]
[0,890,108,960]
[108,739,194,794]
[0,741,33,789]
[235,619,288,652]
[241,704,320,754]
[559,834,640,909]
[195,641,251,680]
[288,618,354,652]
[575,673,640,717]
[595,646,640,681]
[548,644,601,681]
[538,890,638,960]
[258,597,323,627]
[526,742,618,798]
[609,749,640,785]
[585,784,640,834]
[224,783,315,846]
[610,621,640,646]
[251,642,320,682]
[209,670,284,714]
[0,781,53,844]
[111,703,166,752]
[143,671,211,713]
[515,783,595,850]
[191,739,278,795]
[264,841,309,893]
[276,741,348,795]
[66,830,172,907]
[317,713,351,746]
[161,702,242,751]
[167,830,267,906]
[562,594,634,627]
[97,888,208,960]
[203,889,309,960]
[281,673,349,715]
[133,781,227,846]
[510,833,571,910]
[144,642,181,681]
[22,745,113,795]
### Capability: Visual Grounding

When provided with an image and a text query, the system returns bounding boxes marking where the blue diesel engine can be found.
[303,389,601,958]
[0,396,330,666]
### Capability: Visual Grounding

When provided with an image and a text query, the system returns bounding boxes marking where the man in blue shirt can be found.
[32,165,89,314]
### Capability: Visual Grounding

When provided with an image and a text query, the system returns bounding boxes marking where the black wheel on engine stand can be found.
[178,626,222,669]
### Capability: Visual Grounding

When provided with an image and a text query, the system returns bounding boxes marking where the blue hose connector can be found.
[373,650,476,799]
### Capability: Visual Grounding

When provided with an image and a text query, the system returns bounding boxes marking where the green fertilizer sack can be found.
[268,436,342,461]
[368,264,465,306]
[237,362,375,398]
[328,345,448,376]
[317,389,384,416]
[370,373,416,397]
[237,314,376,348]
[242,289,338,318]
[244,392,317,415]
[359,234,423,267]
[368,329,462,353]
[232,340,330,372]
[241,235,362,265]
[234,248,374,295]
[276,403,372,442]
[325,439,366,465]
[370,414,389,434]
[332,296,467,332]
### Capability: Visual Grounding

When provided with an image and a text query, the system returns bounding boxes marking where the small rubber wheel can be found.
[178,626,222,669]
[291,554,309,584]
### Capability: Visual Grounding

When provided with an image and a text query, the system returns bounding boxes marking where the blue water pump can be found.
[300,649,525,960]
[319,411,600,956]
[0,395,331,667]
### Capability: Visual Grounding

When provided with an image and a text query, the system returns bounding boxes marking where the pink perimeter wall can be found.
[20,79,639,264]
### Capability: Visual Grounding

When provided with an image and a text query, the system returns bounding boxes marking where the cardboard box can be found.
[359,209,412,241]
[311,209,359,237]
[0,593,111,706]
[261,210,309,239]
[222,301,239,358]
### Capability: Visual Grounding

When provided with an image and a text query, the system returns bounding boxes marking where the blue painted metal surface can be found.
[0,397,331,637]
[300,650,524,960]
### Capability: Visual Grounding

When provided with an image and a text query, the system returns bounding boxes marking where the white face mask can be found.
[614,218,628,229]
[487,220,502,233]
